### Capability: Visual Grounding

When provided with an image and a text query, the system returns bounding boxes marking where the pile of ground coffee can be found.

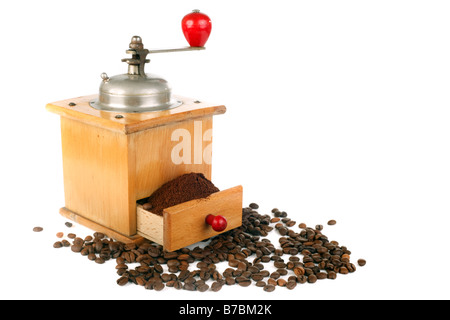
[141,172,220,215]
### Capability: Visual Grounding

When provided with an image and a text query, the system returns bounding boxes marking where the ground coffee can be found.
[141,172,220,215]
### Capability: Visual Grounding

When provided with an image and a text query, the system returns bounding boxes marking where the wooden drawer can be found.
[137,185,243,252]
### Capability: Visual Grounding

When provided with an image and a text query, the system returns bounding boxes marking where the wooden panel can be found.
[46,94,226,134]
[60,117,136,236]
[133,117,213,200]
[163,186,243,252]
[136,204,164,244]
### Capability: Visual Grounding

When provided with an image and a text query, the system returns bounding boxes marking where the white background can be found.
[1,0,449,300]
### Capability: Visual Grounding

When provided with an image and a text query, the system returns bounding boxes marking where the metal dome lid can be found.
[90,36,194,113]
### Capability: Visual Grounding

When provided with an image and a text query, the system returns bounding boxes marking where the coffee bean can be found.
[347,263,357,273]
[95,257,105,264]
[71,244,82,253]
[277,226,288,235]
[136,277,147,286]
[341,253,350,262]
[183,283,196,291]
[225,277,236,285]
[277,278,287,287]
[167,259,180,268]
[93,232,105,239]
[65,222,73,228]
[177,253,190,261]
[160,273,172,282]
[235,252,247,261]
[297,275,307,284]
[61,239,70,247]
[259,270,270,277]
[144,281,154,290]
[286,220,296,227]
[228,259,238,268]
[153,264,163,273]
[249,203,259,209]
[247,266,259,274]
[277,268,288,276]
[136,265,150,273]
[339,266,349,274]
[33,227,43,232]
[327,271,337,279]
[153,282,165,291]
[263,284,276,292]
[251,273,264,281]
[178,270,190,281]
[73,237,84,245]
[175,280,185,289]
[358,259,366,267]
[197,283,210,292]
[274,261,286,268]
[286,280,297,290]
[307,274,317,283]
[270,271,280,279]
[117,276,129,286]
[327,220,336,225]
[211,281,222,292]
[53,241,63,248]
[235,276,249,283]
[237,261,247,271]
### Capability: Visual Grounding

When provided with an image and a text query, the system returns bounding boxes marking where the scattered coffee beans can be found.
[47,203,362,292]
[33,226,43,232]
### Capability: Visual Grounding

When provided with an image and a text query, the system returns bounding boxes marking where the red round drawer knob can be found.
[205,214,227,232]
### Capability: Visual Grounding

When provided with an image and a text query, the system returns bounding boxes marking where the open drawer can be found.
[136,185,243,252]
